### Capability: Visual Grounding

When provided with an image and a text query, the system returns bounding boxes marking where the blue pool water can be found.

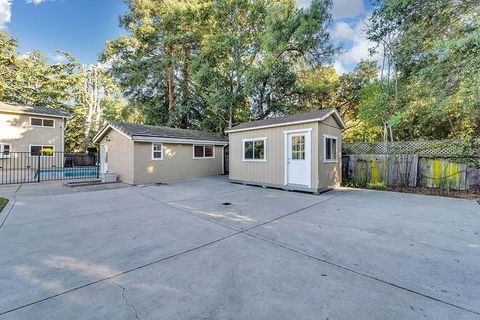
[35,167,98,179]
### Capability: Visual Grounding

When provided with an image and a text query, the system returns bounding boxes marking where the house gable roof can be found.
[225,108,346,133]
[0,101,72,118]
[93,122,228,144]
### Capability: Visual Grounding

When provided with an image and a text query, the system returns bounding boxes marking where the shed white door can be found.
[100,144,108,173]
[286,131,311,186]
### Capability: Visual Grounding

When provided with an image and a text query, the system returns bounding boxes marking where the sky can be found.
[0,0,376,73]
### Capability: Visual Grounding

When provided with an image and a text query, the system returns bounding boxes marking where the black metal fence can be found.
[0,151,99,184]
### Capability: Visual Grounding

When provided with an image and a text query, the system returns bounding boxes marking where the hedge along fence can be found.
[342,140,480,191]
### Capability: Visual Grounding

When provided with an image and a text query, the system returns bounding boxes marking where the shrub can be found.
[367,182,387,190]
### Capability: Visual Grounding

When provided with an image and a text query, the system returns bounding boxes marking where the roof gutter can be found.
[132,136,228,145]
[0,109,72,119]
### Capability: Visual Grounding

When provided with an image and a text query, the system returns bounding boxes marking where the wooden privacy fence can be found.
[342,140,480,191]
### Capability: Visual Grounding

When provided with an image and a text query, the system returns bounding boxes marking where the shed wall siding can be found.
[318,120,342,188]
[228,122,319,188]
[0,112,65,152]
[99,129,135,184]
[133,143,223,184]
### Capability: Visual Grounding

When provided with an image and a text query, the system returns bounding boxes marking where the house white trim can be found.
[192,145,215,159]
[225,109,346,133]
[0,143,12,158]
[93,124,228,146]
[0,109,71,119]
[283,129,312,188]
[93,124,133,143]
[29,144,55,157]
[30,116,56,128]
[323,134,339,163]
[242,137,267,162]
[221,145,225,174]
[151,143,164,160]
[133,136,227,145]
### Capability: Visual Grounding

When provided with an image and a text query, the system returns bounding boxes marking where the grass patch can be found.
[0,198,8,213]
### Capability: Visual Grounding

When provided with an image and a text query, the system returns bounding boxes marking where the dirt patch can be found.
[388,186,480,200]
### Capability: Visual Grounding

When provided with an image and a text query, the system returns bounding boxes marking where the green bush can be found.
[367,182,387,190]
[342,178,367,188]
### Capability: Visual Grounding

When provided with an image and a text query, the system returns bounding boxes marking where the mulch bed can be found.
[388,186,480,201]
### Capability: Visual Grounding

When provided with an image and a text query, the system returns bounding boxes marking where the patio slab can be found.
[247,188,480,313]
[1,234,476,320]
[0,176,479,319]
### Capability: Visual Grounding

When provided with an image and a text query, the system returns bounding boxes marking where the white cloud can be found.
[331,0,365,20]
[333,60,348,74]
[19,52,32,59]
[332,21,356,40]
[49,53,67,63]
[296,0,311,9]
[298,0,365,19]
[26,0,49,4]
[332,15,382,73]
[0,0,12,31]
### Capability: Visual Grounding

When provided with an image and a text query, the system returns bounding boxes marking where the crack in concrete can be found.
[1,185,478,317]
[110,280,142,320]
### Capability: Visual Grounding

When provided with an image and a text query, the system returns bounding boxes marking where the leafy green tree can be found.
[0,32,128,151]
[102,0,334,133]
[368,0,480,140]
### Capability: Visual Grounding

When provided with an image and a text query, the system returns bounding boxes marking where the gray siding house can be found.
[226,108,346,194]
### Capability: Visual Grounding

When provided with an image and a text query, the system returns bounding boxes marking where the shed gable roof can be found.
[225,108,346,133]
[94,122,227,144]
[0,101,71,118]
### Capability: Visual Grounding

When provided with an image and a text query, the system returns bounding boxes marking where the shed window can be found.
[0,143,11,158]
[193,145,214,159]
[324,136,338,162]
[30,117,54,127]
[30,145,54,156]
[243,138,266,161]
[152,143,163,160]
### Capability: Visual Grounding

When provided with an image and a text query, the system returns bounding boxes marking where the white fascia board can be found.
[93,124,133,144]
[132,136,228,146]
[318,109,347,129]
[0,109,71,119]
[225,109,347,134]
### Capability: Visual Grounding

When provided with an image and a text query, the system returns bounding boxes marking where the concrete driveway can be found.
[0,176,479,319]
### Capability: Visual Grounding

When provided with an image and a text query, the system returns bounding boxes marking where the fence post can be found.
[96,152,100,179]
[37,154,41,182]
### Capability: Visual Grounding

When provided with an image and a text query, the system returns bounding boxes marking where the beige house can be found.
[93,122,228,184]
[0,102,71,156]
[226,108,346,194]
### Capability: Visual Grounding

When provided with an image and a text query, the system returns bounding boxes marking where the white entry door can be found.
[100,144,108,173]
[286,131,311,186]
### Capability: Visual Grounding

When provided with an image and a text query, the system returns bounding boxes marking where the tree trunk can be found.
[166,43,175,112]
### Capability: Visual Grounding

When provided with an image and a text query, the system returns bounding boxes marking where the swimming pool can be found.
[35,167,99,179]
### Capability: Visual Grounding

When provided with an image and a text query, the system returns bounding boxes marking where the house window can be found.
[0,143,11,158]
[30,145,54,156]
[243,138,266,161]
[30,117,55,128]
[324,135,338,162]
[291,136,305,160]
[193,145,214,159]
[152,143,163,160]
